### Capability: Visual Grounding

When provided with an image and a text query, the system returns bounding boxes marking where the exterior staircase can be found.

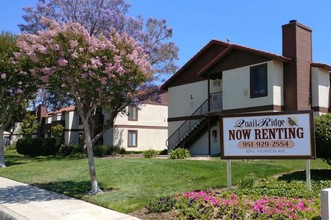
[166,92,222,150]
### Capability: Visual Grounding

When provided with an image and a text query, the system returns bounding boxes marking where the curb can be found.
[0,205,29,220]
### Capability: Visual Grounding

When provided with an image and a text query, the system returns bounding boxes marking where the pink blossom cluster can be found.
[251,196,314,219]
[15,19,153,107]
[16,19,151,82]
[178,190,318,219]
[182,190,220,206]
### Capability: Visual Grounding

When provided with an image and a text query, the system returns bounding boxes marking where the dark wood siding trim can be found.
[312,106,329,113]
[114,125,167,130]
[167,115,205,122]
[64,129,84,132]
[221,105,283,114]
[168,106,282,122]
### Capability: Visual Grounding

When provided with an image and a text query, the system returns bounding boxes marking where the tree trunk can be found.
[0,128,6,167]
[83,117,102,194]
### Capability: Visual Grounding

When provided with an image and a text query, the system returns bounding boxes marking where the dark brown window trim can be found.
[128,106,138,121]
[250,63,268,98]
[128,130,138,148]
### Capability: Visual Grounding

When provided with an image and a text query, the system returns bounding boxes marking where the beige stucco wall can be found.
[64,111,81,145]
[110,127,167,151]
[168,80,209,119]
[222,60,283,110]
[103,103,168,151]
[311,67,330,109]
[189,122,220,155]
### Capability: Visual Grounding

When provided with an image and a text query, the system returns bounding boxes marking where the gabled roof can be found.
[198,43,292,76]
[311,62,331,71]
[161,40,231,90]
[161,40,292,90]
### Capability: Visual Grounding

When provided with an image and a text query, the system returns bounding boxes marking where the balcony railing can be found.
[166,92,222,149]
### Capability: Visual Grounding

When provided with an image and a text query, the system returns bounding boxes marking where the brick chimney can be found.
[37,104,47,121]
[282,20,312,111]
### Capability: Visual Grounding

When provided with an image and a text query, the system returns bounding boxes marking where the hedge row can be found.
[16,138,59,157]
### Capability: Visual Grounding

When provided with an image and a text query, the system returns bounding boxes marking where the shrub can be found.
[315,113,331,165]
[20,114,40,138]
[16,138,58,157]
[93,145,110,157]
[159,149,168,155]
[52,124,64,146]
[237,176,255,189]
[146,196,176,213]
[169,148,190,159]
[111,146,126,155]
[142,149,158,158]
[58,144,86,157]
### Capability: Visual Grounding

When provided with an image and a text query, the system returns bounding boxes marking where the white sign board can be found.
[220,111,315,159]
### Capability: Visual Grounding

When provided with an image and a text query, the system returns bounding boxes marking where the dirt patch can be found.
[129,207,178,220]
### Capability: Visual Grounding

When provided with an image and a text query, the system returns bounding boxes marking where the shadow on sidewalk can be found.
[0,184,72,204]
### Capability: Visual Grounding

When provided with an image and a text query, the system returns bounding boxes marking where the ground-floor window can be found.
[128,130,138,147]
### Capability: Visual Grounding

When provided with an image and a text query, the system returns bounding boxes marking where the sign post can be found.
[306,159,311,190]
[226,159,232,189]
[220,110,315,190]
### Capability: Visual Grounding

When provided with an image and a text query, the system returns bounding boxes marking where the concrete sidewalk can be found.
[0,177,140,220]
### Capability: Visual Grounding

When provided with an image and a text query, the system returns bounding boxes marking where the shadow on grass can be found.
[278,169,331,181]
[5,153,86,167]
[34,180,114,198]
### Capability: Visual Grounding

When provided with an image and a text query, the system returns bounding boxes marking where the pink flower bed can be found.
[176,190,319,219]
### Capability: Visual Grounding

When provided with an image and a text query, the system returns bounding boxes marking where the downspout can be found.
[208,76,211,156]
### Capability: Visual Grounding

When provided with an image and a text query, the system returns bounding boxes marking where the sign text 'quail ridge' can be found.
[220,111,315,159]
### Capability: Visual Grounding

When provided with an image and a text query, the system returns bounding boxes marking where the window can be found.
[128,106,138,121]
[250,64,268,98]
[128,130,137,147]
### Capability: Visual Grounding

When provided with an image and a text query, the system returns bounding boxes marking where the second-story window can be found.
[250,63,268,98]
[128,106,138,121]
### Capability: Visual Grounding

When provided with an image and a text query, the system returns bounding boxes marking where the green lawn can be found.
[0,150,330,213]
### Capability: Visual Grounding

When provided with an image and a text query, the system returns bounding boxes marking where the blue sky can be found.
[1,0,330,68]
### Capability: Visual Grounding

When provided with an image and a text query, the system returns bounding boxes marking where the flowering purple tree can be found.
[0,32,37,167]
[19,0,177,144]
[16,20,152,193]
[19,0,179,77]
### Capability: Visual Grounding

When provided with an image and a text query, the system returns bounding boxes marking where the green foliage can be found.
[0,32,37,135]
[169,148,191,159]
[235,177,324,199]
[20,114,40,138]
[1,152,330,214]
[113,146,126,155]
[142,149,158,158]
[93,145,126,156]
[146,196,176,213]
[237,176,255,189]
[5,145,16,150]
[158,149,168,155]
[315,113,331,165]
[58,144,86,157]
[52,124,64,145]
[16,138,58,157]
[93,145,110,157]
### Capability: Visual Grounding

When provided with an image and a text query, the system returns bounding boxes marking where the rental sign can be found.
[220,111,315,159]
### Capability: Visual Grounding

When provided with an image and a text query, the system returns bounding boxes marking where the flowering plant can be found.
[148,190,320,219]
